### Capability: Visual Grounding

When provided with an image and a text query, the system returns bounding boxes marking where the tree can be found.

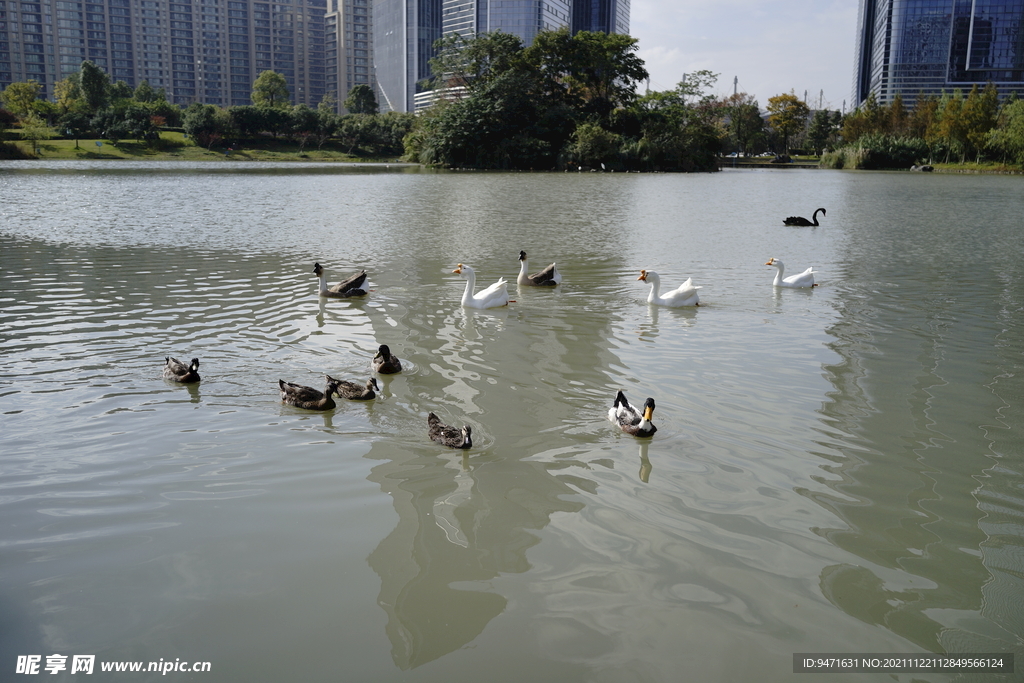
[251,71,290,108]
[766,91,810,153]
[134,80,157,103]
[53,75,83,114]
[961,82,999,162]
[183,103,229,148]
[108,80,133,101]
[79,60,110,113]
[58,109,92,148]
[525,28,648,119]
[722,93,765,155]
[344,84,378,115]
[1,80,42,119]
[429,30,525,92]
[18,113,54,154]
[806,110,840,154]
[988,97,1024,165]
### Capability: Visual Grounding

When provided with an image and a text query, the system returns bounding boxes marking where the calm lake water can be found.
[1,161,1022,682]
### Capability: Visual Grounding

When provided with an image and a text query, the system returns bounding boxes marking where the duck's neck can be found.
[461,430,472,448]
[461,271,476,305]
[518,259,528,279]
[771,264,784,286]
[646,276,661,303]
[317,273,329,294]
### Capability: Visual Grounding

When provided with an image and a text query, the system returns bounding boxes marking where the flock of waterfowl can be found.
[164,210,825,448]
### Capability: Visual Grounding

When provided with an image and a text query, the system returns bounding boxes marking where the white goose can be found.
[765,258,817,288]
[453,263,509,309]
[637,270,701,307]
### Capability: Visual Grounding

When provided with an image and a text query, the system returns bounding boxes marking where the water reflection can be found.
[810,176,1024,658]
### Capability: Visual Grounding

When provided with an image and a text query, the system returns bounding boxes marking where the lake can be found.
[1,161,1022,682]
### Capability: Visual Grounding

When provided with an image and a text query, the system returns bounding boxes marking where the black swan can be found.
[783,208,826,226]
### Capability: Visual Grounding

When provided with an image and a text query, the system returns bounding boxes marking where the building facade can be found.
[325,0,372,109]
[571,0,628,35]
[854,0,1024,107]
[372,0,439,112]
[0,0,330,108]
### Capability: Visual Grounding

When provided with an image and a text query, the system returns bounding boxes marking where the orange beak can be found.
[637,270,648,281]
[642,405,654,421]
[452,264,463,274]
[764,258,775,266]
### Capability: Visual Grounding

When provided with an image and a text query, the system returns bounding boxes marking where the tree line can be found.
[4,41,1024,170]
[1,62,413,157]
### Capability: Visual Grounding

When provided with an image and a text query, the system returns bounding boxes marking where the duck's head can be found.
[375,344,391,360]
[461,425,473,447]
[313,262,324,276]
[642,397,656,421]
[367,377,380,391]
[519,250,527,262]
[189,358,200,372]
[325,375,343,393]
[637,269,658,282]
[765,258,782,268]
[453,263,473,277]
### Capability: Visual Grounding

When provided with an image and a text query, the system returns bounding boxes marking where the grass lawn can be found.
[2,131,395,162]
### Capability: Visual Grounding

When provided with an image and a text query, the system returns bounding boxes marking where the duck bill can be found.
[452,264,463,274]
[764,259,774,266]
[642,405,654,421]
[637,271,647,281]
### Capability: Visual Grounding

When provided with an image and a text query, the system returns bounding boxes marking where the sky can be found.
[629,0,860,112]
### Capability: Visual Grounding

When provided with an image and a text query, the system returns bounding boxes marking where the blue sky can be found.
[630,0,860,112]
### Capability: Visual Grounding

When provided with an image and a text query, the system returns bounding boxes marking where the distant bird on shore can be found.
[783,208,826,226]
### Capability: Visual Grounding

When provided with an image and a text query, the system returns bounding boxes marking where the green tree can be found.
[961,82,999,161]
[19,113,54,154]
[251,71,290,108]
[53,75,83,114]
[134,80,157,103]
[524,28,648,119]
[722,93,765,155]
[79,60,110,113]
[343,84,379,115]
[58,109,92,148]
[566,121,622,168]
[766,91,810,153]
[183,103,229,148]
[429,30,525,92]
[987,96,1024,165]
[108,80,133,102]
[806,109,840,154]
[1,80,42,119]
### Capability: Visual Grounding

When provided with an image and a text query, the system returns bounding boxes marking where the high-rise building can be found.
[378,0,628,113]
[571,0,629,35]
[372,0,439,112]
[854,0,1024,108]
[0,0,328,108]
[325,0,373,109]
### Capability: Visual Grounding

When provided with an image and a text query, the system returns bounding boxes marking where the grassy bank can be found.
[1,131,398,162]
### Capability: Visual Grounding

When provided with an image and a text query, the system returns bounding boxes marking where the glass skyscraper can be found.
[571,0,628,35]
[854,0,1024,107]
